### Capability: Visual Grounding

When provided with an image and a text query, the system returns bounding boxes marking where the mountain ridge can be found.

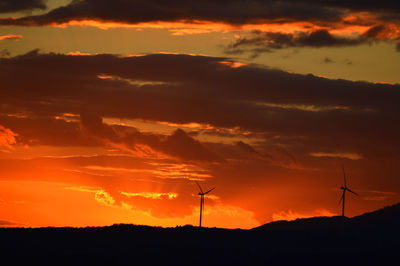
[0,203,399,265]
[253,202,400,232]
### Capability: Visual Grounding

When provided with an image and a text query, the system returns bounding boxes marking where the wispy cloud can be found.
[121,191,178,200]
[0,219,21,227]
[0,34,22,41]
[0,125,18,152]
[310,152,363,160]
[0,0,45,13]
[1,0,399,47]
[224,25,399,57]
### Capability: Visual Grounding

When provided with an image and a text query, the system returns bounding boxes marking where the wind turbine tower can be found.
[339,167,358,217]
[196,181,216,228]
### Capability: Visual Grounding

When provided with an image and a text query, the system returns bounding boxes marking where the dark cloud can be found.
[0,219,18,226]
[363,25,386,39]
[204,141,298,169]
[0,0,46,13]
[0,0,345,26]
[292,0,400,12]
[0,51,399,162]
[0,0,399,27]
[224,29,391,57]
[0,114,100,147]
[0,0,398,53]
[323,57,334,64]
[0,49,10,57]
[80,112,120,142]
[345,59,353,65]
[80,112,222,162]
[159,129,223,162]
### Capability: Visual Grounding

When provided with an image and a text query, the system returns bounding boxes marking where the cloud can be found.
[80,112,222,162]
[0,45,399,225]
[0,0,46,13]
[224,28,396,57]
[344,59,353,65]
[0,34,22,41]
[323,57,334,64]
[310,152,363,160]
[121,191,178,200]
[80,112,120,142]
[1,0,400,26]
[0,0,398,52]
[0,219,20,226]
[94,189,115,206]
[303,0,400,13]
[0,0,398,40]
[0,124,17,151]
[0,0,344,26]
[359,189,398,201]
[1,51,399,161]
[236,29,364,48]
[0,115,99,147]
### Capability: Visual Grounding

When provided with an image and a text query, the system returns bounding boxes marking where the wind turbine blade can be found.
[347,188,359,196]
[338,193,344,206]
[342,166,347,187]
[195,181,204,194]
[204,187,216,195]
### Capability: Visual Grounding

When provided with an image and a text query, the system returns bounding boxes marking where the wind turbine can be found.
[339,167,358,217]
[195,181,216,228]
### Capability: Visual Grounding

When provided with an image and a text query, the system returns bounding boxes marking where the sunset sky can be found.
[0,0,399,229]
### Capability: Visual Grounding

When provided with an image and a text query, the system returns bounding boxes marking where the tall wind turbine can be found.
[339,167,358,217]
[196,181,215,228]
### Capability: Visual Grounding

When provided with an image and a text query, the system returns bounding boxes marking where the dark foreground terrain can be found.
[1,203,399,266]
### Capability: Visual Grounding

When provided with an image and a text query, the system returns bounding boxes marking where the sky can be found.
[0,0,399,229]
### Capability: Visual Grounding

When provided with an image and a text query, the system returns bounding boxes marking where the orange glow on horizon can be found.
[0,180,260,229]
[272,209,336,221]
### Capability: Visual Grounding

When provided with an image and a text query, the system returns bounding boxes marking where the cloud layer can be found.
[0,1,398,38]
[0,51,399,224]
[1,0,400,25]
[225,26,393,57]
[0,0,344,25]
[1,51,399,160]
[1,0,399,54]
[0,0,46,13]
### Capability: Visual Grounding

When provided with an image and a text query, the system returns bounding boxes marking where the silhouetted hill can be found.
[253,215,348,232]
[254,202,400,234]
[352,202,400,228]
[0,203,399,266]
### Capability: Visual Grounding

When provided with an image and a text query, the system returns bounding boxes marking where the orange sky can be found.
[0,0,399,229]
